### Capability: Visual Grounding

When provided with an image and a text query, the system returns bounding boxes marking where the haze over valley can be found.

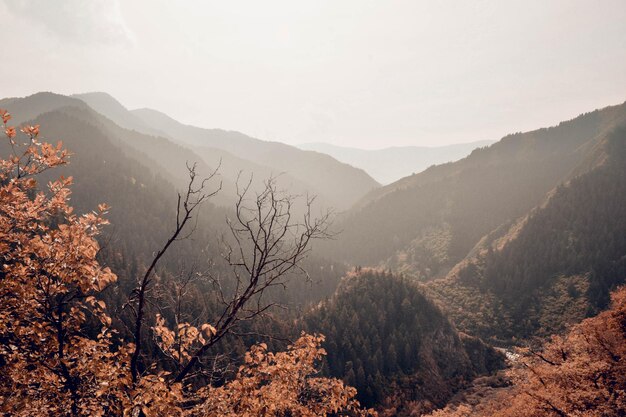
[298,141,494,184]
[1,1,626,416]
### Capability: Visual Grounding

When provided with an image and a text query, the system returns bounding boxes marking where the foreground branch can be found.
[172,176,332,384]
[129,163,220,383]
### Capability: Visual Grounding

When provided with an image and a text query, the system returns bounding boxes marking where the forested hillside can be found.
[325,102,626,284]
[0,100,348,369]
[0,93,225,199]
[0,91,360,303]
[428,125,626,343]
[426,285,626,417]
[303,271,504,416]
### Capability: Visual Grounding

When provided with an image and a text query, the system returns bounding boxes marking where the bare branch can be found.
[129,163,220,383]
[171,175,333,384]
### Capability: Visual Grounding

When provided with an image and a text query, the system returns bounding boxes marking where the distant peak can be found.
[131,107,175,120]
[73,91,115,99]
[28,91,66,98]
[72,92,127,109]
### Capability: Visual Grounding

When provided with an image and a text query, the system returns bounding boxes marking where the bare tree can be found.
[127,163,221,383]
[125,167,331,387]
[171,175,332,384]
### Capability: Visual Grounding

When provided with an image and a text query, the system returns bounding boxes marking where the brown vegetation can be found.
[425,285,626,416]
[0,109,373,416]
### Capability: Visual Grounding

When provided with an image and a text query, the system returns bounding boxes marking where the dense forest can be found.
[303,271,503,415]
[1,91,626,416]
[429,125,626,343]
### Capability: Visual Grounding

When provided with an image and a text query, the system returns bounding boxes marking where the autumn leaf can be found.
[5,126,16,138]
[201,323,217,337]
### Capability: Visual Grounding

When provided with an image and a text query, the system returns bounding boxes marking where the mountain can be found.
[428,124,626,343]
[319,101,626,343]
[303,270,504,415]
[72,92,382,212]
[131,107,380,210]
[0,92,350,308]
[0,92,230,203]
[298,140,493,184]
[0,94,352,365]
[72,93,323,210]
[327,102,626,275]
[72,92,168,138]
[0,93,224,276]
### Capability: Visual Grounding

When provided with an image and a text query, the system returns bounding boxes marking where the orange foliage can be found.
[196,334,375,417]
[0,109,373,416]
[427,286,626,417]
[0,109,138,416]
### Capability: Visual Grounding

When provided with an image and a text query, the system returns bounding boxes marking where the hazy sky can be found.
[1,0,625,148]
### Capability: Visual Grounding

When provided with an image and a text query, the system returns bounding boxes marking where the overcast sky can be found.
[1,0,625,148]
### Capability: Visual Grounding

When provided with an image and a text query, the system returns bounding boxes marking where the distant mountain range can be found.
[298,140,494,184]
[73,92,380,211]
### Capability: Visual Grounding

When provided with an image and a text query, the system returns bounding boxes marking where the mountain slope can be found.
[70,92,380,210]
[132,107,380,210]
[1,92,351,299]
[303,271,504,415]
[73,93,342,210]
[298,140,494,184]
[0,96,350,353]
[0,92,221,194]
[428,124,626,343]
[325,102,626,282]
[72,92,168,138]
[0,100,224,278]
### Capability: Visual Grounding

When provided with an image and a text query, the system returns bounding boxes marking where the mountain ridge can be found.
[65,92,379,210]
[324,100,626,281]
[131,105,380,210]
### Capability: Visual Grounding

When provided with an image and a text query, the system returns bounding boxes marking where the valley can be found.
[1,92,625,416]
